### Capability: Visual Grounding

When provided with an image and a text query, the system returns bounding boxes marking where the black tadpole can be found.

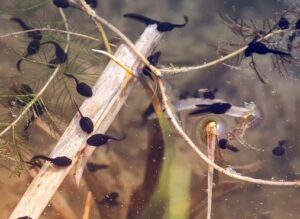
[245,40,291,57]
[10,17,42,40]
[99,192,119,206]
[65,73,93,97]
[31,155,72,167]
[142,51,161,80]
[218,138,228,149]
[86,162,109,172]
[17,39,41,72]
[74,101,94,134]
[277,17,289,30]
[41,41,67,67]
[123,13,188,32]
[87,134,122,147]
[218,138,239,152]
[272,140,287,156]
[189,102,231,115]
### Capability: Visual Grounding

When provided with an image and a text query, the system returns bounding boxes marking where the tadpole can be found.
[142,51,161,80]
[74,101,94,134]
[65,73,93,97]
[16,39,41,72]
[123,13,188,32]
[272,140,287,156]
[87,134,123,147]
[217,138,239,152]
[52,0,83,10]
[277,17,289,30]
[10,17,42,40]
[41,41,68,67]
[53,0,97,9]
[245,40,291,57]
[85,0,97,8]
[189,102,231,115]
[218,138,228,149]
[31,155,72,167]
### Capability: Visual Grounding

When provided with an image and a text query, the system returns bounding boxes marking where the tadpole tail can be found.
[10,17,31,30]
[123,13,158,25]
[73,100,83,117]
[31,155,52,162]
[16,59,23,72]
[64,73,79,84]
[189,108,211,116]
[172,16,189,28]
[269,49,291,56]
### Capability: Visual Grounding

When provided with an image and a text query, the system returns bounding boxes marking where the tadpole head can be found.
[278,17,289,30]
[77,83,93,97]
[87,134,109,147]
[79,116,94,134]
[53,0,70,8]
[51,156,72,167]
[26,39,41,56]
[272,145,285,156]
[244,47,252,57]
[218,138,228,149]
[85,0,97,8]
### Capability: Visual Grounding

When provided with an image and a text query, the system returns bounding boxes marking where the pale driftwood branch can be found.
[9,25,162,219]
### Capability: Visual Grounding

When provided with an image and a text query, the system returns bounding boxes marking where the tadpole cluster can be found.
[10,18,69,72]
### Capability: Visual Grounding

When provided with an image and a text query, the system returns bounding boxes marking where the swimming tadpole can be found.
[65,73,93,97]
[123,13,188,32]
[73,101,94,134]
[16,39,41,72]
[272,140,287,156]
[87,134,123,147]
[245,40,291,57]
[41,41,68,68]
[10,17,42,40]
[30,155,72,167]
[189,102,232,115]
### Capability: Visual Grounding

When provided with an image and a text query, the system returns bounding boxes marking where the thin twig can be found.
[0,28,100,42]
[206,121,217,219]
[159,30,284,74]
[157,78,300,186]
[82,191,93,219]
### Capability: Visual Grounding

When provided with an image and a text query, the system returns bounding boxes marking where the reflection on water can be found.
[1,0,300,218]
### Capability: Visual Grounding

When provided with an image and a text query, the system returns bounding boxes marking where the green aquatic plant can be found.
[1,1,300,219]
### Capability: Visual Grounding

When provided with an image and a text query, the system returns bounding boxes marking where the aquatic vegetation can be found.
[1,1,300,219]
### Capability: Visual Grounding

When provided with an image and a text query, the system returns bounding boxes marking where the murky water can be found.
[1,0,300,218]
